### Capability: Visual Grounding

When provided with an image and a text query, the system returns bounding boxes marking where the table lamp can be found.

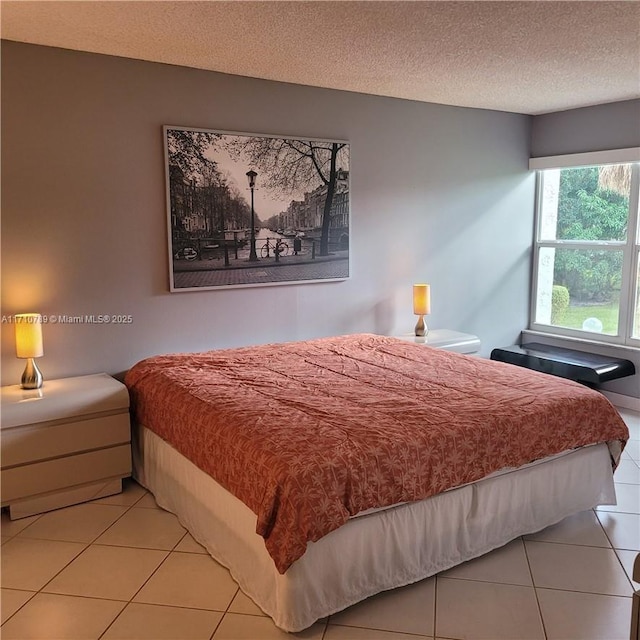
[413,284,431,337]
[15,313,44,389]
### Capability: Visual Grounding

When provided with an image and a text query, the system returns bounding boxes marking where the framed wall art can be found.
[164,126,350,291]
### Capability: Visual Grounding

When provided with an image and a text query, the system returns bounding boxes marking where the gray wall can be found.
[531,99,640,157]
[1,41,535,384]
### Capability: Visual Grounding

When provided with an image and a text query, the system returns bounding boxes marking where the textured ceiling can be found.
[1,0,639,115]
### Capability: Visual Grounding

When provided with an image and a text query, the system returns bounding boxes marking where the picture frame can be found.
[164,126,350,292]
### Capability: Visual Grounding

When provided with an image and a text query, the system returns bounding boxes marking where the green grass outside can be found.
[557,302,619,334]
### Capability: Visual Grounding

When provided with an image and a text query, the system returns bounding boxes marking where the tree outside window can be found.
[532,162,640,345]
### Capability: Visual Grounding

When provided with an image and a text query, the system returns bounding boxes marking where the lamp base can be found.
[21,358,43,390]
[414,315,429,337]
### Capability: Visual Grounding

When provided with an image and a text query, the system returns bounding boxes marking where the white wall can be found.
[1,41,535,383]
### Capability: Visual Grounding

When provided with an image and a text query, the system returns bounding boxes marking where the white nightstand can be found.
[393,329,481,354]
[1,373,132,519]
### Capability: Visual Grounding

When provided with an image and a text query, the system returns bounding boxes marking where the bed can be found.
[125,333,628,632]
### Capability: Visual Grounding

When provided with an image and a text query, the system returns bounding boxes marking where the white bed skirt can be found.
[134,425,616,632]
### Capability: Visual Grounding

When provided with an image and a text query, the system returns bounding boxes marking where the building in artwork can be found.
[268,170,349,248]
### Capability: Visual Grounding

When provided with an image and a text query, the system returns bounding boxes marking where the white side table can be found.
[393,329,481,354]
[1,373,131,519]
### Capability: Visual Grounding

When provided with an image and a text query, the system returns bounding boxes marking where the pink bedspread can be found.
[125,334,628,573]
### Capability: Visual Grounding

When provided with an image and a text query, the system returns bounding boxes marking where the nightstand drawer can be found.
[1,413,130,467]
[1,444,131,503]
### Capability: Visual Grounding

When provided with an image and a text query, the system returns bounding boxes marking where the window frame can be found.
[529,148,640,348]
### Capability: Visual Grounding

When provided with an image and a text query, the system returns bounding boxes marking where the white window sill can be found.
[522,329,640,356]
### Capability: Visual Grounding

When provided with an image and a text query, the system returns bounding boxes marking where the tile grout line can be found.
[11,500,141,547]
[3,486,239,638]
[97,494,235,640]
[27,492,151,639]
[0,587,38,629]
[319,616,330,640]
[522,534,549,640]
[527,511,636,597]
[321,621,433,638]
[20,490,150,603]
[1,542,91,628]
[534,585,632,599]
[96,509,191,640]
[208,586,242,640]
[2,487,159,638]
[594,507,638,593]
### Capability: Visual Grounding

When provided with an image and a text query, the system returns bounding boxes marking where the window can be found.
[530,151,640,347]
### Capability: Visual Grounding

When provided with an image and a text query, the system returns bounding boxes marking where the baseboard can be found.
[601,390,640,412]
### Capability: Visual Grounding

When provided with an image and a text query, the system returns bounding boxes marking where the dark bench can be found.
[490,342,635,386]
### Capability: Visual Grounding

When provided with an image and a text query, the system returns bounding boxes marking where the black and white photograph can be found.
[164,126,350,291]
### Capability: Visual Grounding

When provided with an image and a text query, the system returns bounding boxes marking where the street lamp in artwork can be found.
[246,170,258,262]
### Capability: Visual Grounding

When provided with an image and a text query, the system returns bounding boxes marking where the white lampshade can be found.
[413,284,431,316]
[15,314,44,358]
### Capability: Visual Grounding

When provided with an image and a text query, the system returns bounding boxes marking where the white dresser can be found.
[1,373,131,519]
[392,329,481,354]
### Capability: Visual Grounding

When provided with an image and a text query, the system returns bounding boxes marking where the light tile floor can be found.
[1,408,638,640]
